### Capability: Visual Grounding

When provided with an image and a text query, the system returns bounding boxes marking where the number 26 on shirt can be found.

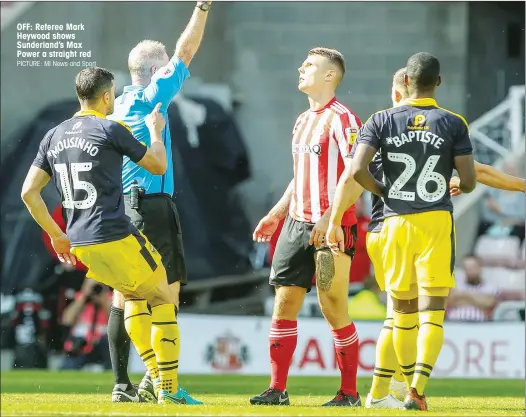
[54,163,97,209]
[387,153,447,203]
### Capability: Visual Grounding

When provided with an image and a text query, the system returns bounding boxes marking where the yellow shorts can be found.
[366,231,385,291]
[382,211,456,296]
[71,232,164,296]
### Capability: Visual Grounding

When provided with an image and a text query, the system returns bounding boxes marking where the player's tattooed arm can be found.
[350,143,384,196]
[329,161,364,226]
[174,1,211,66]
[268,180,294,220]
[315,250,335,292]
[253,180,293,242]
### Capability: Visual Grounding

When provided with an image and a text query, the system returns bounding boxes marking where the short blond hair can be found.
[393,67,408,97]
[128,40,167,79]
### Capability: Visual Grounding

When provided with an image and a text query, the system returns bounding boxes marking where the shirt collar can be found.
[74,110,106,119]
[403,98,438,107]
[310,96,337,113]
[123,84,146,92]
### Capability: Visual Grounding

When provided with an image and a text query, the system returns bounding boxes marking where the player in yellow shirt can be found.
[328,60,525,410]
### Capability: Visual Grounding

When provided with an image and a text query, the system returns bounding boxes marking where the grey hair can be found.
[128,40,167,79]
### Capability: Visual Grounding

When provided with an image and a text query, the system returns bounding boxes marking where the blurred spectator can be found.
[447,255,499,322]
[478,160,525,243]
[11,289,51,369]
[61,279,112,370]
[347,275,386,321]
[349,196,372,285]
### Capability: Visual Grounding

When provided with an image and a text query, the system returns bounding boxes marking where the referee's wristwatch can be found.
[196,1,211,12]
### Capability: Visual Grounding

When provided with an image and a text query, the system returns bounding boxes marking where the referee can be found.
[107,1,211,404]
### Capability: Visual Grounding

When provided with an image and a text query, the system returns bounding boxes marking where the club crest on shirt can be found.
[345,127,358,144]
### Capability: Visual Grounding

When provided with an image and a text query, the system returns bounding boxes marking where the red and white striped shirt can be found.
[289,97,361,226]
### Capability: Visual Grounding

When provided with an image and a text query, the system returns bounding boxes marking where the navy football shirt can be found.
[357,98,473,218]
[32,110,147,246]
[349,144,384,233]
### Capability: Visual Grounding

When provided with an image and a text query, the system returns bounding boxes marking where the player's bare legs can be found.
[250,285,306,405]
[315,250,361,407]
[315,250,351,329]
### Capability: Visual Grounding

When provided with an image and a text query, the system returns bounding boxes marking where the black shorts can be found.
[269,215,357,293]
[124,193,187,286]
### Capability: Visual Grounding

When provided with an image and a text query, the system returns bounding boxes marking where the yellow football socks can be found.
[370,317,401,399]
[412,310,445,395]
[151,303,180,394]
[393,368,405,383]
[392,310,419,387]
[124,299,159,379]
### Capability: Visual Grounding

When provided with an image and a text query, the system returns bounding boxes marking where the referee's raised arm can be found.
[131,1,212,108]
[175,1,212,67]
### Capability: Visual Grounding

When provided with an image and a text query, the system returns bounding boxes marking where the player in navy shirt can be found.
[31,112,146,247]
[349,53,477,410]
[106,1,211,405]
[21,67,187,403]
[327,66,526,410]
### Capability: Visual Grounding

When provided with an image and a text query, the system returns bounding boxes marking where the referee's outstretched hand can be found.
[145,102,166,133]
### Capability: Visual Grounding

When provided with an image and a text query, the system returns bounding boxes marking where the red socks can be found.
[332,322,359,396]
[268,320,359,396]
[269,319,298,392]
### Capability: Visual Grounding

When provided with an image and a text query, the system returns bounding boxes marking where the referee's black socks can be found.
[108,306,132,388]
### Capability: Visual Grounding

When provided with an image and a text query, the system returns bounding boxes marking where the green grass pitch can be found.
[1,371,524,416]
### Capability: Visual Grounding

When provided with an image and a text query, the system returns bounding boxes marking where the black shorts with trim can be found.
[269,215,357,293]
[124,193,187,285]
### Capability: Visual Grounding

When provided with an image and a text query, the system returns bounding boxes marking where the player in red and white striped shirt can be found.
[251,48,363,407]
[290,97,360,226]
